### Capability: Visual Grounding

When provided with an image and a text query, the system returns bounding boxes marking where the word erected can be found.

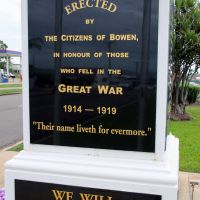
[64,0,117,15]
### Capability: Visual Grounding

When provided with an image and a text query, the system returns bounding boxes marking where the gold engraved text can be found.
[64,0,117,15]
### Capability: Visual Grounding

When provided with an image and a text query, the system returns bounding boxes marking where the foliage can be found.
[169,105,200,172]
[0,62,6,69]
[187,86,200,104]
[0,188,5,200]
[170,0,200,115]
[0,40,8,70]
[0,40,8,50]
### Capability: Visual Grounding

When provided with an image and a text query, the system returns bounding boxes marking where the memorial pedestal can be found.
[5,135,179,200]
[5,0,179,199]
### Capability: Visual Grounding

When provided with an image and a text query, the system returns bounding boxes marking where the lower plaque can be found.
[15,180,161,200]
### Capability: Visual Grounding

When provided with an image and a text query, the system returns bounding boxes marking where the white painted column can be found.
[6,55,9,75]
[20,56,22,73]
[20,56,22,82]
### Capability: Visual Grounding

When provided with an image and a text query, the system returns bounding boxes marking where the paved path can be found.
[0,149,17,188]
[179,172,200,200]
[0,94,23,149]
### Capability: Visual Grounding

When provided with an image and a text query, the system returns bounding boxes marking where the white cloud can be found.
[0,0,21,51]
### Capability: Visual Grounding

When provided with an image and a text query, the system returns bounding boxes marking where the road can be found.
[0,94,22,149]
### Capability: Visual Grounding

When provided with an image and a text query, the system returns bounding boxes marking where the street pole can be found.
[6,55,9,75]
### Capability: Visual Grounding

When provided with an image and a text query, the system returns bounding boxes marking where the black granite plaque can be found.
[15,180,161,200]
[28,0,159,152]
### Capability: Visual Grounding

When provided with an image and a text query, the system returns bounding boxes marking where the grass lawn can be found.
[0,89,22,95]
[7,143,23,152]
[169,105,200,173]
[0,84,22,88]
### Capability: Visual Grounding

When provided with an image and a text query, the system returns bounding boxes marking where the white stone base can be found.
[5,135,179,200]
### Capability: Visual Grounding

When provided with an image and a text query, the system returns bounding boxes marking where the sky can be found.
[0,0,21,52]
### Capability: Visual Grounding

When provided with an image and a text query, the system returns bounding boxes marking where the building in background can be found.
[0,50,21,82]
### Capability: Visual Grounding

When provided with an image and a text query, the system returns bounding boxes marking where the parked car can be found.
[4,73,16,78]
[9,73,16,78]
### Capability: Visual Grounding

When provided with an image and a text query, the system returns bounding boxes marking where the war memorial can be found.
[5,0,179,199]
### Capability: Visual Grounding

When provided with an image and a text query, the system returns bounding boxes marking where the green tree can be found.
[0,40,8,69]
[0,40,8,50]
[170,0,200,117]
